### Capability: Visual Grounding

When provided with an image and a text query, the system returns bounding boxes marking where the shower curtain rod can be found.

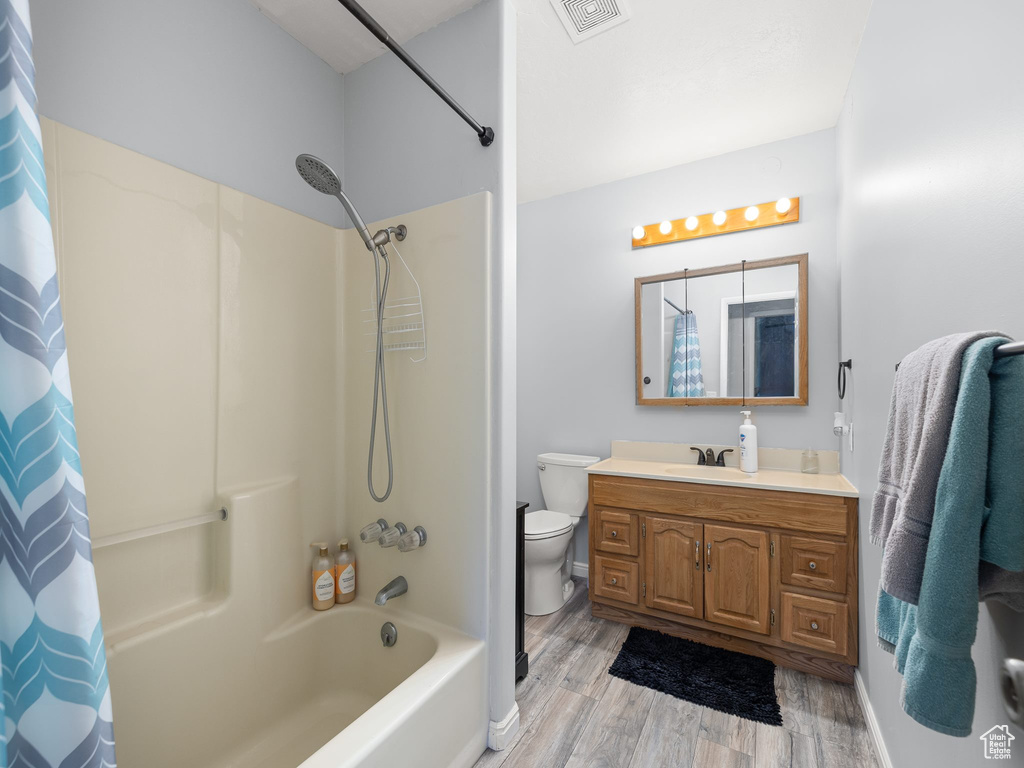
[335,0,495,147]
[664,298,690,314]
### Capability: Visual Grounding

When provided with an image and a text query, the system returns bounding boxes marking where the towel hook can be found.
[838,359,852,400]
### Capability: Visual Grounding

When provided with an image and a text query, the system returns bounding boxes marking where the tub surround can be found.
[43,119,492,767]
[587,441,859,683]
[105,478,485,768]
[587,441,856,498]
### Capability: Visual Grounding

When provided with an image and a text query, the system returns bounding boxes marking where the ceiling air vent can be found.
[549,0,632,44]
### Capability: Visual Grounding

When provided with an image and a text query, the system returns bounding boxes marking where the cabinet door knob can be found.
[611,530,617,538]
[811,621,819,631]
[809,561,817,570]
[643,376,651,385]
[610,577,617,585]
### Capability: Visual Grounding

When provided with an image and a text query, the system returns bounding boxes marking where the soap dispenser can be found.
[334,539,356,605]
[311,542,335,611]
[739,411,758,474]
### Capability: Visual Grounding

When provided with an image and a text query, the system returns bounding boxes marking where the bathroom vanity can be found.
[587,445,859,683]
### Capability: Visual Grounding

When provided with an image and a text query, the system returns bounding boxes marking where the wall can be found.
[339,192,491,638]
[341,0,502,226]
[836,0,1024,765]
[343,0,519,737]
[518,129,839,563]
[30,0,346,226]
[44,118,340,637]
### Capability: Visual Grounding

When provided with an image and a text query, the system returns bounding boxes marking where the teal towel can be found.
[876,337,1024,736]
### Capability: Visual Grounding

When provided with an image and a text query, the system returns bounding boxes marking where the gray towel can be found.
[980,561,1024,611]
[871,331,1002,605]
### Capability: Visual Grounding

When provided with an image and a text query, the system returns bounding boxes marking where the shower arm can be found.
[335,0,495,147]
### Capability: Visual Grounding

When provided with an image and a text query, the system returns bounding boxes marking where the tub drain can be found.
[381,622,397,647]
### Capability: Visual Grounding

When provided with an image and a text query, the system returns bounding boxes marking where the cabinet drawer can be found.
[593,555,640,605]
[780,536,848,593]
[781,593,848,657]
[593,508,639,556]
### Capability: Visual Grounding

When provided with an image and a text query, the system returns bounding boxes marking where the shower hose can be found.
[368,242,394,502]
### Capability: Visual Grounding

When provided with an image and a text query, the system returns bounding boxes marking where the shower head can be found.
[295,153,341,195]
[295,153,378,250]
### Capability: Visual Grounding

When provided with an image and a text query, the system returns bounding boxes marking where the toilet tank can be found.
[537,453,601,516]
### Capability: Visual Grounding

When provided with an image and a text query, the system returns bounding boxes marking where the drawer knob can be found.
[611,530,618,538]
[811,621,819,631]
[809,561,817,570]
[610,577,617,585]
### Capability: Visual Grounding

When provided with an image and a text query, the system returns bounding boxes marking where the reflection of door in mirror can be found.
[722,293,798,398]
[719,261,800,399]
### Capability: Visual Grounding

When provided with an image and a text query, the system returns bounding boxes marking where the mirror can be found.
[635,254,807,406]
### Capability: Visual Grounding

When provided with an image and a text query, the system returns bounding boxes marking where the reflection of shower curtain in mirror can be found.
[668,312,705,397]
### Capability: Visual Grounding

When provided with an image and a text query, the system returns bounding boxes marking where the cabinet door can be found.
[644,516,703,618]
[704,524,770,635]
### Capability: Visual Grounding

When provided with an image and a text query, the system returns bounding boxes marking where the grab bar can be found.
[91,507,228,550]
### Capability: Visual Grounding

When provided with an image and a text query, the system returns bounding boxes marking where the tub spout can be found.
[375,576,408,606]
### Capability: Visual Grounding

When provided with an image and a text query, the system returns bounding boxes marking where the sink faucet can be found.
[375,576,408,606]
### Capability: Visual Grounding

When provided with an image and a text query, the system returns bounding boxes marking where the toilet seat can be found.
[524,509,573,540]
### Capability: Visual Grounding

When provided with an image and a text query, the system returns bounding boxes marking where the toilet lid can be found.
[525,509,573,539]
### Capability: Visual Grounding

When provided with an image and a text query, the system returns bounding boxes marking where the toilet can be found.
[524,452,600,616]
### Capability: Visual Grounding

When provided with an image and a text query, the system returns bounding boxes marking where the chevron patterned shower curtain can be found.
[668,311,706,397]
[0,2,116,766]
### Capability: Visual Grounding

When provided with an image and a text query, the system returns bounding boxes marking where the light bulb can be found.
[632,225,646,240]
[712,210,727,226]
[685,216,699,231]
[776,197,792,214]
[745,206,760,222]
[659,220,672,235]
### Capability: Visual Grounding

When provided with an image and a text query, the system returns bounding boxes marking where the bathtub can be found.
[98,479,488,768]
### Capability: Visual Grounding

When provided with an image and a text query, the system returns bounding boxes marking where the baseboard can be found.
[487,702,520,751]
[571,561,589,579]
[854,670,893,768]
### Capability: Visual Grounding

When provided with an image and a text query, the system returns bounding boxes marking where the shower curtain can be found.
[0,2,116,766]
[668,311,706,397]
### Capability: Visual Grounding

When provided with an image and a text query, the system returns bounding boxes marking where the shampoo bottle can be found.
[739,410,758,474]
[335,538,356,604]
[311,542,335,611]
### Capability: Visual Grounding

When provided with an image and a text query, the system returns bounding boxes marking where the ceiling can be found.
[517,0,873,202]
[250,0,483,74]
[252,0,873,203]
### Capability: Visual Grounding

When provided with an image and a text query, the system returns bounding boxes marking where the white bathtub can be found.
[100,480,487,768]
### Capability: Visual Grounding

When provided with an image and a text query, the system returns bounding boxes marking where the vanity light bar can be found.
[631,197,800,249]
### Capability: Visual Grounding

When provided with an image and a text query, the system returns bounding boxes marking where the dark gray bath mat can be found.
[608,626,783,726]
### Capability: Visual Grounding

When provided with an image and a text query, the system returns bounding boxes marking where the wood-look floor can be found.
[476,579,879,768]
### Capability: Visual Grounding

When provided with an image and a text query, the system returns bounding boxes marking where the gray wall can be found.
[836,0,1024,764]
[342,1,503,225]
[343,0,519,736]
[518,129,840,561]
[30,0,346,226]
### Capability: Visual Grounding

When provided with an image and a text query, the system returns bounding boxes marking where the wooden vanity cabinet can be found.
[588,474,859,683]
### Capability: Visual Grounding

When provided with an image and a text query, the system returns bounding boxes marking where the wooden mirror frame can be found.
[635,253,808,407]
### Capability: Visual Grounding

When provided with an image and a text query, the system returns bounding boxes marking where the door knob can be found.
[643,376,651,385]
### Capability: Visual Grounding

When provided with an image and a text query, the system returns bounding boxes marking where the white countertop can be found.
[586,456,859,498]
